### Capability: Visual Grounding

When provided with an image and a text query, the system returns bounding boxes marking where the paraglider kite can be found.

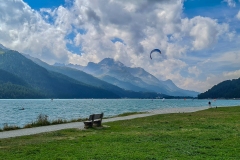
[150,49,161,59]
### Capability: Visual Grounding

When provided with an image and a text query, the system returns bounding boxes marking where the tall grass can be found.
[2,124,20,131]
[24,114,50,128]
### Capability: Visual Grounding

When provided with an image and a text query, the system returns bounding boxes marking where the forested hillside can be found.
[0,69,44,98]
[198,78,240,99]
[0,50,119,99]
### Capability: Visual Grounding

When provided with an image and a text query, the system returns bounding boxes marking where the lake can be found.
[1,99,240,128]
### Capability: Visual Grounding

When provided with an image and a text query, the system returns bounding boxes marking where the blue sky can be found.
[0,0,240,92]
[23,0,66,10]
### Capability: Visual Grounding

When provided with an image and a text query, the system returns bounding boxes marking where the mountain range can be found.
[0,48,119,98]
[65,58,199,97]
[0,44,198,98]
[25,55,162,98]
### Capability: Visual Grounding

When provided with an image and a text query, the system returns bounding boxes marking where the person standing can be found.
[208,101,211,108]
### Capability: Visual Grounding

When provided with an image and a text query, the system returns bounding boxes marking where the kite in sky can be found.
[150,49,161,59]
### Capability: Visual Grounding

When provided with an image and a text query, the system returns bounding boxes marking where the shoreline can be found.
[1,99,239,129]
[0,106,209,139]
[149,106,209,114]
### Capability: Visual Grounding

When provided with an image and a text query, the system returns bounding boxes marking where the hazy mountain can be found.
[100,75,149,92]
[0,43,198,98]
[81,58,199,97]
[198,78,240,99]
[66,63,84,70]
[83,59,153,92]
[0,49,119,99]
[0,44,9,51]
[26,55,163,98]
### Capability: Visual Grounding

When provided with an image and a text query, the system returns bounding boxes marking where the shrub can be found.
[3,124,20,131]
[36,114,50,126]
[51,119,68,125]
[24,114,50,128]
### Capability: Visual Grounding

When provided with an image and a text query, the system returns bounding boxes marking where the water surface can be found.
[1,99,239,128]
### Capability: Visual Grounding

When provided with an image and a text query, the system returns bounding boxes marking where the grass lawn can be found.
[0,106,239,159]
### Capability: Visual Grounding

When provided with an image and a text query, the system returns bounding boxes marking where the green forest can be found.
[198,77,240,99]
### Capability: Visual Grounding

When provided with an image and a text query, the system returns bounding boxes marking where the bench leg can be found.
[93,121,102,127]
[84,122,93,128]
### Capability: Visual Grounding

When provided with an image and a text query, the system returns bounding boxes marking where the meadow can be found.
[0,106,239,159]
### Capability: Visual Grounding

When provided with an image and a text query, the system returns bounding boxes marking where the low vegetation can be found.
[0,106,239,159]
[1,112,143,131]
[2,124,20,131]
[1,114,86,131]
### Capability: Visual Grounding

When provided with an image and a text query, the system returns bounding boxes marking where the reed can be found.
[2,124,20,131]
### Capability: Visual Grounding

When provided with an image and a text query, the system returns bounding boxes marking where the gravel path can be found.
[0,106,208,139]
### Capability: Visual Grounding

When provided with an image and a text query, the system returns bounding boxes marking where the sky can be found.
[0,0,240,93]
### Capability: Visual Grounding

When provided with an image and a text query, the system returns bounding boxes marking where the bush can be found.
[51,119,68,125]
[36,114,50,126]
[3,124,20,131]
[24,114,50,128]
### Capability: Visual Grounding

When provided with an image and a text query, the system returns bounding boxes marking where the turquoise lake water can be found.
[1,99,240,128]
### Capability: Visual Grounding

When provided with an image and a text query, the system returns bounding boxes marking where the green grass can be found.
[0,106,239,159]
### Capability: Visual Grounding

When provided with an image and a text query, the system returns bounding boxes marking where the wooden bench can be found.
[83,113,104,128]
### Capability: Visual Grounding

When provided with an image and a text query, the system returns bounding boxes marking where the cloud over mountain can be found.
[0,0,239,92]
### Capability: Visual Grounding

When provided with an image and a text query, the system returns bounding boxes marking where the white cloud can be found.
[213,50,240,65]
[169,69,240,93]
[236,11,240,20]
[181,16,229,51]
[223,0,236,7]
[0,0,72,64]
[0,0,239,92]
[188,66,202,77]
[223,69,240,78]
[0,0,231,64]
[204,69,240,91]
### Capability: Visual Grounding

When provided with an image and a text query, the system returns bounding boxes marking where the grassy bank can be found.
[0,106,239,159]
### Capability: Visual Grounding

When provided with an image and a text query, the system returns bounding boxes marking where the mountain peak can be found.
[164,79,177,87]
[99,58,124,67]
[165,79,173,83]
[99,58,115,65]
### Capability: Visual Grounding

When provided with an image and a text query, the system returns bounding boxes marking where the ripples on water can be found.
[0,99,240,128]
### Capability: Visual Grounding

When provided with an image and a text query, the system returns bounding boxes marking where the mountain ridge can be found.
[26,54,164,98]
[76,58,199,97]
[0,49,119,99]
[0,43,198,98]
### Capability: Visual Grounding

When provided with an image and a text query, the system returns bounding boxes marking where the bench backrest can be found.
[93,113,104,120]
[88,114,94,121]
